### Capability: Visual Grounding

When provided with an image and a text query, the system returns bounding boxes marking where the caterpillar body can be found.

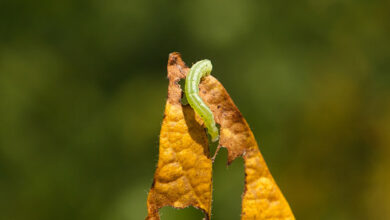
[185,59,219,142]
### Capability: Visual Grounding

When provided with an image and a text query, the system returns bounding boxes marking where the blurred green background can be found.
[1,0,389,219]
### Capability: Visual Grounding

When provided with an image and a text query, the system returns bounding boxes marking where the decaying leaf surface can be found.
[199,76,295,219]
[147,52,294,219]
[146,53,212,219]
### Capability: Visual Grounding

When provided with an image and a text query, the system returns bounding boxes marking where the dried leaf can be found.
[147,53,294,219]
[199,76,295,219]
[146,53,212,220]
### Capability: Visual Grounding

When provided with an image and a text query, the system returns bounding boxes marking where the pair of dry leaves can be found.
[146,53,294,220]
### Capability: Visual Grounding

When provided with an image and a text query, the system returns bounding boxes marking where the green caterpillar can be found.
[185,59,219,142]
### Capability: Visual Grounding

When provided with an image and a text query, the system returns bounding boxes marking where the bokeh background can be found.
[1,0,389,219]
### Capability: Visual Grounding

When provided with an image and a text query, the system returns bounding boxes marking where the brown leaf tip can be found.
[168,52,181,65]
[167,52,188,80]
[167,52,189,104]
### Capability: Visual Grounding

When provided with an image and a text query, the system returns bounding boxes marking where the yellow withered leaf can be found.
[147,52,294,219]
[199,76,295,219]
[146,53,212,220]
